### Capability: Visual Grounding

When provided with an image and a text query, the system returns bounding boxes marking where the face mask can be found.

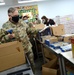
[42,19,46,24]
[24,20,28,23]
[12,15,19,23]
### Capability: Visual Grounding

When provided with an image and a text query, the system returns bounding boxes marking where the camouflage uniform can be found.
[2,19,34,65]
[25,22,39,61]
[35,19,41,24]
[0,29,5,44]
[26,23,37,37]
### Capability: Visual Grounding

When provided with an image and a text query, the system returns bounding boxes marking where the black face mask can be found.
[12,15,19,23]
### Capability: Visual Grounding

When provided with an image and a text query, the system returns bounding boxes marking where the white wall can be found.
[0,0,74,28]
[0,6,8,28]
[38,0,74,18]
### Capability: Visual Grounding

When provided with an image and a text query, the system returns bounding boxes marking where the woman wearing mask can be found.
[41,16,55,26]
[23,15,29,24]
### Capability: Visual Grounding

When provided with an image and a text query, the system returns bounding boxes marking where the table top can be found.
[61,51,74,64]
[43,44,74,64]
[43,44,62,54]
[37,39,74,64]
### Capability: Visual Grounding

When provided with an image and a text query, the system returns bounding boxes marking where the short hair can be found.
[41,16,47,19]
[41,16,48,21]
[23,15,29,18]
[8,7,16,14]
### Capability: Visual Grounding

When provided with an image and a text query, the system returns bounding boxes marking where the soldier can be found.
[35,15,41,24]
[2,7,35,72]
[23,15,29,24]
[23,15,39,60]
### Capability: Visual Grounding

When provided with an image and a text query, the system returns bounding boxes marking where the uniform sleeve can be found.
[2,23,10,30]
[20,22,32,51]
[2,23,12,43]
[0,28,9,43]
[2,22,10,33]
[26,23,39,37]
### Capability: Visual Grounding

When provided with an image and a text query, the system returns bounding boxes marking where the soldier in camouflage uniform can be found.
[2,7,35,71]
[23,15,39,60]
[23,15,38,37]
[35,15,41,24]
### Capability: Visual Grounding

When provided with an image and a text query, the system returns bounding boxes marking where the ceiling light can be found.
[0,2,5,5]
[0,0,4,3]
[18,0,43,3]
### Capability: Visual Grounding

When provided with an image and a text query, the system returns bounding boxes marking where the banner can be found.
[16,5,39,22]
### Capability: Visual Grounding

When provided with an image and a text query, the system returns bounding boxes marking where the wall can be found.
[0,0,74,28]
[0,6,8,28]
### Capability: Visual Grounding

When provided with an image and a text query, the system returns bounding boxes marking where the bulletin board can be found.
[60,14,74,34]
[16,5,39,22]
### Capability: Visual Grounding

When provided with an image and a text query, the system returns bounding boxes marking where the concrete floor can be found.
[35,57,44,75]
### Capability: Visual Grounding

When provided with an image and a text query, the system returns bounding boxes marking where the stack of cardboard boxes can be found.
[35,24,74,43]
[50,24,74,43]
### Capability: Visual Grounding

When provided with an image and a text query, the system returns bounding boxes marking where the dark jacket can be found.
[44,19,55,26]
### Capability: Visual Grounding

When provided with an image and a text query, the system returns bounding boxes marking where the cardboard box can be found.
[57,36,64,41]
[49,36,58,43]
[34,24,45,30]
[45,36,58,46]
[0,41,24,57]
[41,35,51,43]
[50,24,65,36]
[42,67,57,75]
[44,48,57,59]
[0,41,26,72]
[0,51,26,72]
[45,57,50,63]
[61,34,74,43]
[42,58,58,75]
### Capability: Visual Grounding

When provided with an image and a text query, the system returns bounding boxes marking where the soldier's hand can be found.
[8,33,15,39]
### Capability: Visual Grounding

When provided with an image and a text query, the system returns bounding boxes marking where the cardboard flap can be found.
[35,24,45,30]
[42,67,57,75]
[44,48,57,59]
[0,41,24,57]
[42,58,57,68]
[41,35,51,43]
[0,41,18,48]
[50,24,65,36]
[0,51,26,72]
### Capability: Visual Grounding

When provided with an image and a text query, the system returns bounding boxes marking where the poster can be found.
[16,5,39,22]
[60,15,74,34]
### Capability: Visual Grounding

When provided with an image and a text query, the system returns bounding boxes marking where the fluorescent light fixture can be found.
[18,0,43,3]
[0,0,4,2]
[0,2,5,5]
[0,0,5,5]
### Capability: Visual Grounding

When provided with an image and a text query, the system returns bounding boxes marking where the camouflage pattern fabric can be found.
[26,22,39,38]
[0,29,5,44]
[2,19,34,64]
[35,19,41,24]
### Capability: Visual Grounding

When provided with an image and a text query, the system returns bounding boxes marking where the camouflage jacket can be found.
[26,22,39,38]
[2,19,32,52]
[0,29,6,44]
